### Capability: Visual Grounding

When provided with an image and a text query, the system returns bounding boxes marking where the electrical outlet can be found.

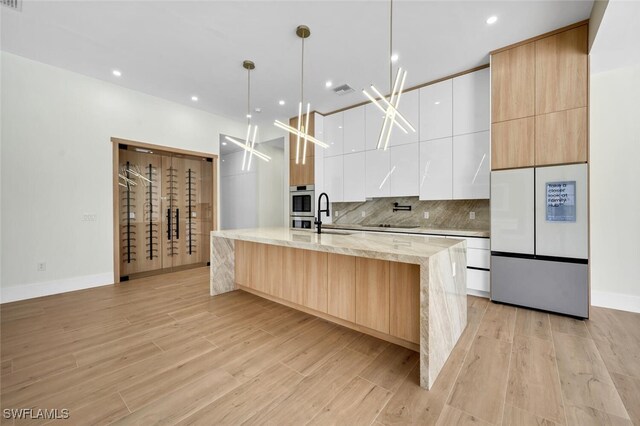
[37,262,46,272]
[334,210,339,217]
[469,211,476,220]
[424,211,429,219]
[361,211,366,218]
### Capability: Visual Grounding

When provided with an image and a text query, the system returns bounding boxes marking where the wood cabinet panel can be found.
[303,250,328,313]
[282,247,304,304]
[535,107,587,166]
[390,262,420,344]
[289,115,315,160]
[491,117,535,170]
[535,25,588,115]
[234,240,249,286]
[355,258,390,333]
[327,253,356,322]
[491,43,535,123]
[289,156,314,186]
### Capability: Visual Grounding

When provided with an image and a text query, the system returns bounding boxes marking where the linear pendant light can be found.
[274,25,328,165]
[226,60,271,171]
[362,0,416,151]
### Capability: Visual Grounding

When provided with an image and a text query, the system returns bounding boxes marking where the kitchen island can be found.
[210,227,466,389]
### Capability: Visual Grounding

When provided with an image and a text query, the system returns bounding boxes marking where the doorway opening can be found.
[112,138,217,282]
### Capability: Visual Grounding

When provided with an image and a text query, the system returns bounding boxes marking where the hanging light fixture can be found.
[274,25,328,165]
[225,60,271,171]
[362,0,416,151]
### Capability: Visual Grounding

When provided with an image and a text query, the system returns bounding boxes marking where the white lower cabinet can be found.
[324,155,344,202]
[467,269,490,293]
[365,149,390,198]
[343,152,366,202]
[453,131,490,199]
[389,143,419,196]
[419,138,453,200]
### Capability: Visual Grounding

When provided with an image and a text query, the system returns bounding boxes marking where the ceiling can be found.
[1,1,594,128]
[590,0,640,74]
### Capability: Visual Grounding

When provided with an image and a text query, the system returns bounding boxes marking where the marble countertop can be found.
[323,223,490,238]
[211,227,464,264]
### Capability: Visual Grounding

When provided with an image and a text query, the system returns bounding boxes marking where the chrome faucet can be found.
[315,192,330,234]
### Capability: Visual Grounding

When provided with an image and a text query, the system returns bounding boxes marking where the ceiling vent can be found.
[2,0,21,10]
[333,84,354,96]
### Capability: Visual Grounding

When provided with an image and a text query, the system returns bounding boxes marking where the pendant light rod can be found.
[389,0,393,91]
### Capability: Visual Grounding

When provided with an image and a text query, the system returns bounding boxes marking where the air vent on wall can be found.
[333,84,354,96]
[2,0,22,10]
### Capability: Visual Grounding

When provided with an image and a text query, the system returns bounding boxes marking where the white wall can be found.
[219,137,285,230]
[590,64,640,313]
[0,52,246,302]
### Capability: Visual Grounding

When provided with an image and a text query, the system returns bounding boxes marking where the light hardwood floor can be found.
[1,267,639,425]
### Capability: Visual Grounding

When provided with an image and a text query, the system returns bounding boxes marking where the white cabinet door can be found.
[389,143,419,196]
[343,105,366,154]
[314,113,325,195]
[365,149,390,198]
[453,131,490,199]
[324,155,344,202]
[490,168,535,255]
[343,152,366,202]
[365,89,419,150]
[419,79,453,141]
[419,137,453,200]
[535,164,588,259]
[323,112,344,157]
[453,68,490,136]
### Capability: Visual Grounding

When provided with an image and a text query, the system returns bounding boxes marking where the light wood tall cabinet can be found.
[491,23,588,170]
[289,114,315,186]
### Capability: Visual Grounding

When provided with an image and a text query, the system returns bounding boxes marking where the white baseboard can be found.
[591,290,640,314]
[0,273,114,304]
[467,288,490,298]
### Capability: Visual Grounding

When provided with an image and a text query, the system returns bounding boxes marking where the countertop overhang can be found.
[210,227,465,265]
[323,223,490,238]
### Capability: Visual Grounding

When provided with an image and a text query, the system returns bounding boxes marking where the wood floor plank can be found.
[502,404,559,426]
[1,359,12,376]
[447,335,512,424]
[552,331,630,420]
[506,335,565,424]
[564,405,633,426]
[347,334,390,359]
[514,308,552,341]
[1,354,77,395]
[610,373,640,426]
[436,404,493,426]
[42,393,130,426]
[476,302,516,343]
[358,344,419,392]
[113,368,239,425]
[178,363,302,425]
[308,376,392,426]
[243,347,372,425]
[549,314,590,338]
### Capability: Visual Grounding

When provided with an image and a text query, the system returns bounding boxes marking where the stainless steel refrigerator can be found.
[490,164,589,318]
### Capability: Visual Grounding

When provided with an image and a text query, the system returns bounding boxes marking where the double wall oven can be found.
[290,185,314,229]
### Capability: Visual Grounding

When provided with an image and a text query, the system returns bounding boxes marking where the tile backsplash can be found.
[332,197,489,231]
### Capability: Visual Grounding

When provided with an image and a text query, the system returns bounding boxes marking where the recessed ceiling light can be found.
[254,107,262,113]
[486,16,498,24]
[112,69,122,77]
[278,100,285,106]
[222,142,227,146]
[325,80,333,88]
[390,53,399,62]
[338,126,343,129]
[434,101,440,105]
[191,96,198,101]
[246,114,252,118]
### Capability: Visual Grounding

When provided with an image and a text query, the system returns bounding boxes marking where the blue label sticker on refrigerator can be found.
[546,181,576,222]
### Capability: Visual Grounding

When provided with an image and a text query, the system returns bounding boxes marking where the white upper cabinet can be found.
[343,105,366,154]
[365,89,420,150]
[365,149,391,198]
[453,68,490,136]
[324,155,344,202]
[343,152,366,202]
[419,137,453,200]
[390,143,419,197]
[323,112,344,157]
[453,131,490,199]
[419,79,453,141]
